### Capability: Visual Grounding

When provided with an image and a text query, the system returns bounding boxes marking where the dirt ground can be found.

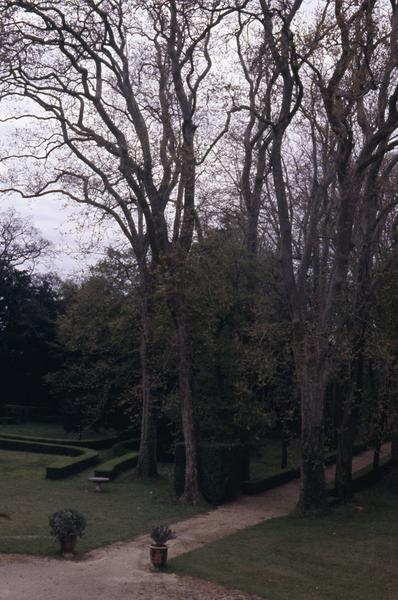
[0,445,390,600]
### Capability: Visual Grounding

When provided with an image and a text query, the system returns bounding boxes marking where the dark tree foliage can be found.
[47,257,141,434]
[0,262,60,416]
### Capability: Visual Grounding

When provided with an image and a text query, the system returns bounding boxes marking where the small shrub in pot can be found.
[49,509,86,556]
[149,525,176,568]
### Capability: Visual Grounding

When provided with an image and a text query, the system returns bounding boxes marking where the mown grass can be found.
[171,468,398,600]
[0,450,204,556]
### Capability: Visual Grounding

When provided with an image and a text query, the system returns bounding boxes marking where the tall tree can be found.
[0,0,242,502]
[232,0,398,512]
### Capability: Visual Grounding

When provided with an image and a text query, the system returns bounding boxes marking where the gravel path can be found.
[0,444,390,600]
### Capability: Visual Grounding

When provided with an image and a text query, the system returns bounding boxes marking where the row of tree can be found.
[0,0,397,512]
[1,209,397,503]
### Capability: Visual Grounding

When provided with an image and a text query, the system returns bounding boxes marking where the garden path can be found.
[0,443,390,600]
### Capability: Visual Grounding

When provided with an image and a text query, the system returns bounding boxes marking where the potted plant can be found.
[149,525,176,568]
[49,509,86,556]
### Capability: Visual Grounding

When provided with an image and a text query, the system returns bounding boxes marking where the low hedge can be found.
[94,451,139,479]
[324,441,368,467]
[0,430,134,450]
[175,442,250,505]
[241,441,371,496]
[0,437,99,479]
[241,467,300,496]
[112,438,140,457]
[351,456,392,491]
[46,449,99,480]
[327,455,392,498]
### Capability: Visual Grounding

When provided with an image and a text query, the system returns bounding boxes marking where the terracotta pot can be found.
[60,535,77,555]
[150,544,168,568]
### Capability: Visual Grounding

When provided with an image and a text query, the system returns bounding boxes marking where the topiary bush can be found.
[175,442,250,505]
[49,509,86,542]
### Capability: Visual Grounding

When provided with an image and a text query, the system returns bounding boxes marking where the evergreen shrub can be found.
[175,442,250,505]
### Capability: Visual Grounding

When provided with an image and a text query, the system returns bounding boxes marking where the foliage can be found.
[363,244,398,447]
[175,442,249,505]
[0,262,61,416]
[181,232,295,444]
[150,525,176,547]
[49,509,86,541]
[47,252,142,433]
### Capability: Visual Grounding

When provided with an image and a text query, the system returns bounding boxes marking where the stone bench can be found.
[88,476,110,492]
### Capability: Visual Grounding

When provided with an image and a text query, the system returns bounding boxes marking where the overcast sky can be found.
[0,0,321,278]
[1,189,122,278]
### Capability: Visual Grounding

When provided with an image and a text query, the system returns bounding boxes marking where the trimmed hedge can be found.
[0,437,99,479]
[241,467,300,496]
[175,442,250,505]
[46,450,99,480]
[327,455,392,498]
[112,438,140,457]
[0,430,134,450]
[94,451,139,479]
[241,441,371,496]
[351,456,392,491]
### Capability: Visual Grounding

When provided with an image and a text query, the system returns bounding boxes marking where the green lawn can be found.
[171,468,398,600]
[0,449,204,556]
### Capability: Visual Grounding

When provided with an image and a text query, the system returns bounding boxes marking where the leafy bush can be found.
[49,509,86,541]
[150,525,176,546]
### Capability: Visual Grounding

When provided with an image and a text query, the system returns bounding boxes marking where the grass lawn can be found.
[170,468,398,600]
[0,450,204,556]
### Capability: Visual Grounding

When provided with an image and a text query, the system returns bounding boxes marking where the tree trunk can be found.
[246,210,259,255]
[334,353,363,499]
[167,281,200,504]
[297,356,328,515]
[373,444,380,471]
[174,306,200,504]
[392,435,398,465]
[281,436,288,469]
[334,387,361,499]
[335,426,354,498]
[137,269,158,478]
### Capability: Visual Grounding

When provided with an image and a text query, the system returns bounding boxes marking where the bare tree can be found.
[0,0,242,502]
[0,208,50,272]
[231,0,398,512]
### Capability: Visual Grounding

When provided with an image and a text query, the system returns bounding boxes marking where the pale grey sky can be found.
[1,191,121,277]
[0,0,321,278]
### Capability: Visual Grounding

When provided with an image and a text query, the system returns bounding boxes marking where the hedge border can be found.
[94,451,139,479]
[241,441,371,496]
[112,438,140,457]
[0,437,99,479]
